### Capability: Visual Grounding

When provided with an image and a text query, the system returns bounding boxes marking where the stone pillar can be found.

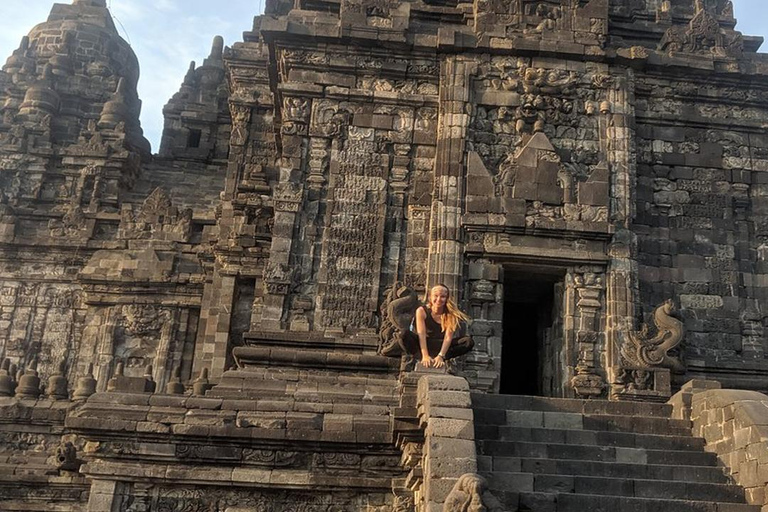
[603,70,639,388]
[427,57,475,294]
[194,98,259,379]
[464,258,502,392]
[193,273,236,380]
[570,267,608,399]
[258,94,310,332]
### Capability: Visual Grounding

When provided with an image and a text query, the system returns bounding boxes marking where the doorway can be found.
[499,267,564,396]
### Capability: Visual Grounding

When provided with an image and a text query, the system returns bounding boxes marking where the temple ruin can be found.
[2,0,768,510]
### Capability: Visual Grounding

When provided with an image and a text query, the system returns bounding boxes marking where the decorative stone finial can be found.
[73,363,97,400]
[49,32,75,77]
[47,360,69,400]
[144,364,156,393]
[201,36,225,71]
[183,61,196,85]
[19,65,61,117]
[3,36,30,74]
[106,360,124,392]
[165,365,185,395]
[0,359,13,397]
[192,368,211,396]
[15,359,41,399]
[98,78,130,129]
[9,364,18,394]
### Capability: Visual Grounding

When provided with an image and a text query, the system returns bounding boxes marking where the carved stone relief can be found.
[378,282,420,357]
[152,486,386,512]
[113,305,173,379]
[568,268,607,398]
[620,299,685,374]
[118,188,192,242]
[659,0,743,57]
[442,473,505,512]
[316,129,389,331]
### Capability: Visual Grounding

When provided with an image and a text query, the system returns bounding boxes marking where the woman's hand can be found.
[420,356,433,368]
[433,354,445,368]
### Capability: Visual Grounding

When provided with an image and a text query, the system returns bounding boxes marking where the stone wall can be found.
[2,0,768,509]
[671,380,768,507]
[634,73,768,385]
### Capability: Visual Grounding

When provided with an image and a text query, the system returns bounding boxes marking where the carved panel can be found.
[659,0,742,57]
[118,188,192,242]
[317,132,389,331]
[113,305,173,378]
[153,486,386,512]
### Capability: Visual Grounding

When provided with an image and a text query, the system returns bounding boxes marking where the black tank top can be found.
[422,306,444,342]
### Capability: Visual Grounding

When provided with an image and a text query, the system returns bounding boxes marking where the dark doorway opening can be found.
[499,267,563,396]
[187,129,202,148]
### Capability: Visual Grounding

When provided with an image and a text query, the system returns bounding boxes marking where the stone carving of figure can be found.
[442,473,505,512]
[378,282,420,357]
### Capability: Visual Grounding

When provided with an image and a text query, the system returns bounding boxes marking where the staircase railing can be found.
[670,379,768,509]
[393,370,504,511]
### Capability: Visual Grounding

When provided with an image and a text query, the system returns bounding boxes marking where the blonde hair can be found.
[425,284,471,334]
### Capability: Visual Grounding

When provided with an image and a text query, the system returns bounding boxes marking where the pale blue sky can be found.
[0,0,765,152]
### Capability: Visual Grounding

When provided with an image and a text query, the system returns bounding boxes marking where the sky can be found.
[0,0,765,153]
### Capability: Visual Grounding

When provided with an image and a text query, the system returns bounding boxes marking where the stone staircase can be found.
[472,394,758,512]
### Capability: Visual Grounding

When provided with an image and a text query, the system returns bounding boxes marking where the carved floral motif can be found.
[263,261,294,295]
[122,305,170,336]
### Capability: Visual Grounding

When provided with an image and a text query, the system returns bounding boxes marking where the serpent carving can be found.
[621,299,685,374]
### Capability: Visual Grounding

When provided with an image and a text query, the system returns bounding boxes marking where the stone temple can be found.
[2,0,768,509]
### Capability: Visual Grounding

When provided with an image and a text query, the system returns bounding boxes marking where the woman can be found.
[402,284,474,368]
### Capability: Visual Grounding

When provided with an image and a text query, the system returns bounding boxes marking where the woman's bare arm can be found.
[434,328,453,368]
[415,307,432,367]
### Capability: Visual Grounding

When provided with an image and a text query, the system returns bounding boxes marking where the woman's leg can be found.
[445,336,474,359]
[398,330,421,356]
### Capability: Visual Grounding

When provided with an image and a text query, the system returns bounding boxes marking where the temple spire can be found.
[73,0,108,7]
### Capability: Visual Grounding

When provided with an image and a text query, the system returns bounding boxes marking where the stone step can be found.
[495,492,759,512]
[504,457,731,484]
[471,393,672,418]
[476,425,706,452]
[474,407,693,436]
[478,440,718,466]
[484,472,746,504]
